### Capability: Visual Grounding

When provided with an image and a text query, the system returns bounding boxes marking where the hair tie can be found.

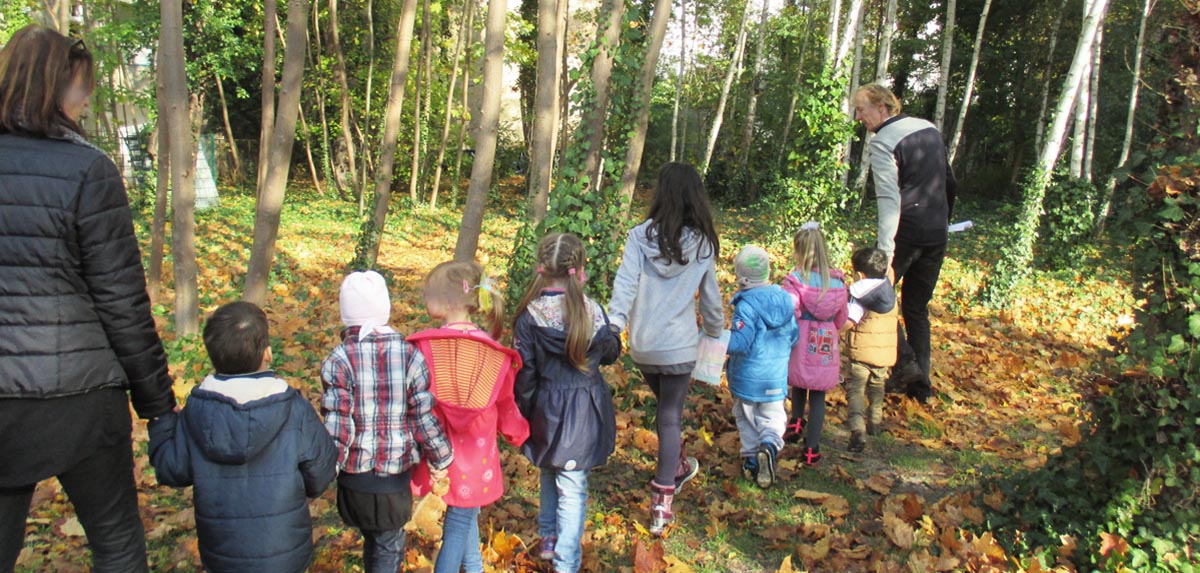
[801,221,820,232]
[568,268,577,276]
[536,266,544,274]
[462,279,470,294]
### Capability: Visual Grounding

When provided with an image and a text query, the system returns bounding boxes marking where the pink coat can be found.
[781,270,849,391]
[409,327,530,508]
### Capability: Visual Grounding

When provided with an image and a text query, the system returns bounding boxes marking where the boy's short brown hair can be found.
[203,302,270,375]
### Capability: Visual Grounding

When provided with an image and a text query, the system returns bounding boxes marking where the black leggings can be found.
[644,372,690,486]
[790,387,827,450]
[0,439,148,573]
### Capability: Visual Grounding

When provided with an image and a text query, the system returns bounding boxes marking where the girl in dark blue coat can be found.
[513,233,621,573]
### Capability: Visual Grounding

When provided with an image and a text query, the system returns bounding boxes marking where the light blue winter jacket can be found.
[726,285,799,403]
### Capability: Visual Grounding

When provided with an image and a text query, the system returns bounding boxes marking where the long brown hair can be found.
[0,25,94,138]
[423,261,506,340]
[513,233,592,371]
[645,162,720,265]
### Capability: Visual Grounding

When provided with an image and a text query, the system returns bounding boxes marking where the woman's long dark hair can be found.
[0,25,94,138]
[644,162,719,265]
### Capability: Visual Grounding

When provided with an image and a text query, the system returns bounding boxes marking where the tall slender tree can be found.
[579,0,627,189]
[528,0,563,222]
[243,0,312,305]
[409,0,432,202]
[361,0,420,267]
[1033,0,1071,152]
[979,0,1109,306]
[670,0,687,162]
[1097,0,1153,232]
[328,0,358,195]
[947,0,993,164]
[1083,21,1103,181]
[778,0,816,168]
[615,0,674,207]
[256,0,278,197]
[933,0,956,131]
[430,0,473,208]
[455,0,508,260]
[738,0,769,175]
[160,0,199,334]
[703,1,749,173]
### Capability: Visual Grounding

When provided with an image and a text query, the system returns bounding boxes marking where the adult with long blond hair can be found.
[0,25,175,572]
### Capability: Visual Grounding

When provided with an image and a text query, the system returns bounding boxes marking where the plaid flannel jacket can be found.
[320,327,453,475]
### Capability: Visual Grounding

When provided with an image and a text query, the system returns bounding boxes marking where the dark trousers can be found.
[644,372,691,486]
[0,440,147,573]
[891,240,947,398]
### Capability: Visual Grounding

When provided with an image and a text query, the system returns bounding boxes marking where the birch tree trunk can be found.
[778,0,816,168]
[528,0,563,222]
[738,0,769,174]
[360,0,420,267]
[947,0,993,165]
[431,0,472,208]
[615,0,674,207]
[832,0,864,70]
[1096,0,1151,233]
[839,0,866,188]
[243,0,312,305]
[825,0,843,67]
[671,0,687,162]
[1069,19,1091,179]
[256,0,278,198]
[579,0,626,189]
[980,0,1109,306]
[702,3,749,174]
[1083,21,1103,181]
[160,0,199,334]
[1033,0,1070,152]
[933,0,956,131]
[454,0,507,261]
[328,0,358,196]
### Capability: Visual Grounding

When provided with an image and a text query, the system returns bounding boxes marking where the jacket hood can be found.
[183,383,299,465]
[850,278,896,314]
[631,220,715,279]
[783,269,847,321]
[732,285,795,330]
[526,292,607,353]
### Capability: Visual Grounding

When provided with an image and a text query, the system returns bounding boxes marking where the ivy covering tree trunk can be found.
[978,0,1110,307]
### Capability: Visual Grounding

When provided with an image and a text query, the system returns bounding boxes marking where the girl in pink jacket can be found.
[781,222,849,466]
[409,261,529,573]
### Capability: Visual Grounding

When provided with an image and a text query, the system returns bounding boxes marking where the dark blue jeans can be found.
[0,440,148,573]
[362,528,406,573]
[891,240,947,398]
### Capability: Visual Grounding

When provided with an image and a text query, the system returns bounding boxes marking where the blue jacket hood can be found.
[731,285,795,328]
[183,386,297,465]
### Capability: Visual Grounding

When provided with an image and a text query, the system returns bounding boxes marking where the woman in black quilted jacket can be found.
[0,25,175,573]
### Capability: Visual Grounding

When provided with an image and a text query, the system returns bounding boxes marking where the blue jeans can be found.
[435,505,482,573]
[362,528,406,573]
[538,468,589,573]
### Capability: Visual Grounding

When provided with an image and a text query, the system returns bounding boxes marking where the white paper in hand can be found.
[948,220,974,233]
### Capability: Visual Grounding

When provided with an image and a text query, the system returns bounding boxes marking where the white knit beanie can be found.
[340,271,391,327]
[734,245,772,289]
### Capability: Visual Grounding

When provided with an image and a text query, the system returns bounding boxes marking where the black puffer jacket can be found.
[514,291,621,471]
[0,134,174,419]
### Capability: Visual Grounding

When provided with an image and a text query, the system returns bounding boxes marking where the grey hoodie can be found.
[608,220,725,366]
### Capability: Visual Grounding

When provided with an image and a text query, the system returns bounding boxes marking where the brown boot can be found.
[648,481,676,537]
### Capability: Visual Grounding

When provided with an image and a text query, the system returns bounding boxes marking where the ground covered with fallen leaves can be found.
[14,183,1137,572]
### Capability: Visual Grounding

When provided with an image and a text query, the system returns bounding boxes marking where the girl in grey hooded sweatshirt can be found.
[608,162,724,536]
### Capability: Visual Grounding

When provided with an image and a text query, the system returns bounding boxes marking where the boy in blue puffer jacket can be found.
[149,302,337,573]
[726,246,799,489]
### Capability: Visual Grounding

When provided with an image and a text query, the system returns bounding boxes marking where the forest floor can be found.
[14,181,1136,572]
